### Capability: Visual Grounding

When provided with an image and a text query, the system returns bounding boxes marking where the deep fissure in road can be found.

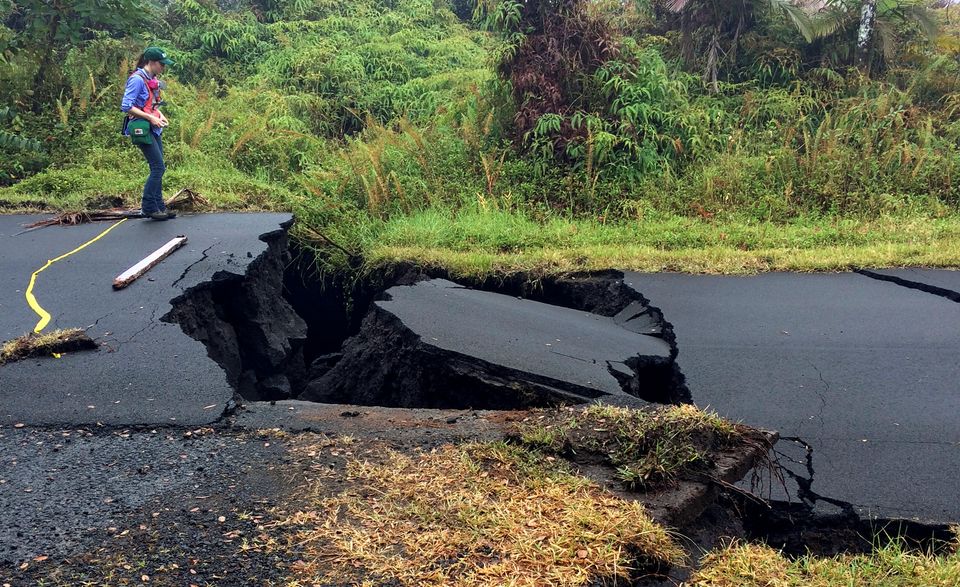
[728,496,958,559]
[159,224,954,559]
[162,226,690,409]
[717,436,959,560]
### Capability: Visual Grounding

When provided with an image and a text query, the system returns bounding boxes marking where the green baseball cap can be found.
[143,47,174,65]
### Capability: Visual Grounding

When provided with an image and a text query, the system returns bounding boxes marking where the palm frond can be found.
[900,5,938,41]
[769,0,817,42]
[807,5,852,40]
[874,19,897,61]
[0,129,42,152]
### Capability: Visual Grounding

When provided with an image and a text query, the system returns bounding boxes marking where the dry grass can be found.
[516,405,754,491]
[1,328,96,363]
[691,536,960,587]
[267,441,683,586]
[164,187,211,211]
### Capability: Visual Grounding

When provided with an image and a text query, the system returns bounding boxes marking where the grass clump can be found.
[270,441,682,586]
[516,404,754,491]
[0,328,96,364]
[691,535,960,587]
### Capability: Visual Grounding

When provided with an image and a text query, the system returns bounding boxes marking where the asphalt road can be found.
[624,271,960,522]
[4,211,959,524]
[0,213,292,426]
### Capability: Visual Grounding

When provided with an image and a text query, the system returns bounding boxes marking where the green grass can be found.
[692,538,960,587]
[6,164,960,275]
[515,405,754,491]
[0,140,296,212]
[362,206,960,276]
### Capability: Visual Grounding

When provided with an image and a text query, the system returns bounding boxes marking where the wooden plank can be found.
[113,235,188,290]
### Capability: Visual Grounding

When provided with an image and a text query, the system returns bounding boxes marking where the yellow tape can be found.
[25,219,128,333]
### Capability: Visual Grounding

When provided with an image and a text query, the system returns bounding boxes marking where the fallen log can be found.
[113,235,188,290]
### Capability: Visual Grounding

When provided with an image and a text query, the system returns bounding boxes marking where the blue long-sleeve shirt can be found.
[121,69,162,137]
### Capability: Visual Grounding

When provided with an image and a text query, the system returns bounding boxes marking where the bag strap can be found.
[131,70,158,115]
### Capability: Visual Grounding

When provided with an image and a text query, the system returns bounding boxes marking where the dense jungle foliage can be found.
[2,0,960,271]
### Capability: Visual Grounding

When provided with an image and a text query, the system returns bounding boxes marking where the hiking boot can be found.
[146,211,172,221]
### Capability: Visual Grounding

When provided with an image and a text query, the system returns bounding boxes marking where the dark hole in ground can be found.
[636,498,958,587]
[729,495,957,558]
[162,230,689,409]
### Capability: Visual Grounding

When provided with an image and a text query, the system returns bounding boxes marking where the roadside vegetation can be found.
[268,438,683,586]
[2,1,960,274]
[516,404,753,490]
[251,410,958,587]
[693,537,960,587]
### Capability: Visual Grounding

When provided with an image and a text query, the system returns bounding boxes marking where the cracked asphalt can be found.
[3,210,959,572]
[0,213,292,426]
[625,271,960,522]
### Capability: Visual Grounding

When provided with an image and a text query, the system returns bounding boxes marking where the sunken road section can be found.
[166,234,691,410]
[300,278,687,408]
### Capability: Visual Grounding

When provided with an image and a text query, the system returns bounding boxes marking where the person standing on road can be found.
[121,47,177,221]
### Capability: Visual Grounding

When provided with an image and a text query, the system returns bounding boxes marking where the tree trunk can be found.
[704,28,720,94]
[680,8,694,67]
[31,11,61,110]
[856,0,878,74]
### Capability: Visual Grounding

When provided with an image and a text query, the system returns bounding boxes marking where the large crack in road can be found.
[158,227,959,556]
[856,268,960,303]
[165,233,692,409]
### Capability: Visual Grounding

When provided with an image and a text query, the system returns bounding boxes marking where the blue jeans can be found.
[137,134,166,214]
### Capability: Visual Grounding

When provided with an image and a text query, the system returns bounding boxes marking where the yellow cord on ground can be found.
[25,219,128,333]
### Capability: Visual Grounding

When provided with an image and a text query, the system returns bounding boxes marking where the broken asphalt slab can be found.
[624,271,960,522]
[300,278,685,408]
[0,213,293,427]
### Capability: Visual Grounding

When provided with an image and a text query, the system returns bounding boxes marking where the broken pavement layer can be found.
[301,278,687,409]
[625,271,960,522]
[0,213,295,426]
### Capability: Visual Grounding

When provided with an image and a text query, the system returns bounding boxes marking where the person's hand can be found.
[151,115,168,128]
[158,112,169,126]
